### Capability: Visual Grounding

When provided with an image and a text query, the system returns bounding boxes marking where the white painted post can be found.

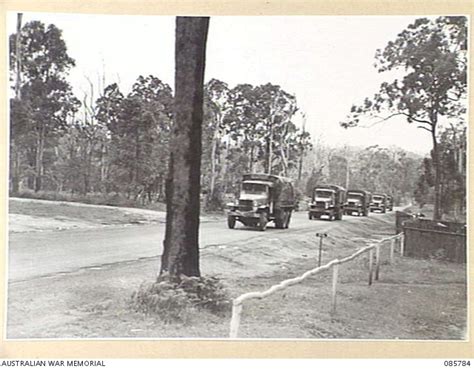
[389,239,395,264]
[331,263,339,315]
[400,234,405,257]
[375,244,381,281]
[229,302,243,338]
[368,248,374,286]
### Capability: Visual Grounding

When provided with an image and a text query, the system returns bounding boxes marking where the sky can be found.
[7,13,440,155]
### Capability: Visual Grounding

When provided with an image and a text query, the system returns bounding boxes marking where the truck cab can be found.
[227,174,295,231]
[370,193,387,213]
[345,189,371,216]
[308,184,346,221]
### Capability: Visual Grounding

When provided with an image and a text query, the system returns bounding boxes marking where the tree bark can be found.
[160,17,209,280]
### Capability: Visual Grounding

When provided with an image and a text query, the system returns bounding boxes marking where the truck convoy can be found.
[308,184,346,221]
[345,189,371,216]
[227,173,295,231]
[370,193,388,213]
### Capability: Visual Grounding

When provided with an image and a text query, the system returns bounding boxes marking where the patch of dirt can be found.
[7,210,467,340]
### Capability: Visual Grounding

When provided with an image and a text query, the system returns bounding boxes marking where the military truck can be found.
[308,184,346,221]
[370,193,387,213]
[345,189,371,216]
[386,195,394,211]
[227,173,295,231]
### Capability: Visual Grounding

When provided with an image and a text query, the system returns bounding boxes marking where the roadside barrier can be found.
[228,232,404,338]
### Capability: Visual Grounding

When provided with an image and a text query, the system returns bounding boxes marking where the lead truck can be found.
[308,184,346,221]
[227,173,295,231]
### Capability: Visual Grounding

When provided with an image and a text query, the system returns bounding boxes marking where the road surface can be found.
[8,211,393,282]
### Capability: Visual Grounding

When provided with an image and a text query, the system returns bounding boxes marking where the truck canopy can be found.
[242,173,292,185]
[347,189,370,197]
[313,184,346,201]
[241,173,295,206]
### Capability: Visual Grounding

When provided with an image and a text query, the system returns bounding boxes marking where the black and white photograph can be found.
[6,12,468,341]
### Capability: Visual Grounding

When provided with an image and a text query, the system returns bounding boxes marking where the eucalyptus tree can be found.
[9,20,80,192]
[341,16,467,219]
[160,16,209,279]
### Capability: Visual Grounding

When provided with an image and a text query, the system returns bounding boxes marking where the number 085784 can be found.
[444,361,471,367]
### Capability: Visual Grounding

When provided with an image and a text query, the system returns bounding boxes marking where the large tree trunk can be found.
[160,17,209,280]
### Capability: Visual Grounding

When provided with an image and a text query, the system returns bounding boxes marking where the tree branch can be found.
[370,112,432,126]
[417,125,433,133]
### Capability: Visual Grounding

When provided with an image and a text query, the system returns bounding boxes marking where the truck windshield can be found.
[242,183,267,194]
[373,196,383,201]
[348,193,363,201]
[315,190,333,198]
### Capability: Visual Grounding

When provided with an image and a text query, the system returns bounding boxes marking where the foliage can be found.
[340,16,467,219]
[9,20,80,192]
[9,20,312,211]
[304,143,421,205]
[131,275,231,322]
[414,123,466,220]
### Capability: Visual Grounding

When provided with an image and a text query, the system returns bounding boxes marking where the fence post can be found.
[229,302,243,338]
[375,244,381,281]
[368,248,374,286]
[389,238,395,264]
[400,233,405,257]
[331,262,339,315]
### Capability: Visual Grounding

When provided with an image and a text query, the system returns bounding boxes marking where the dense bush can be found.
[131,275,231,323]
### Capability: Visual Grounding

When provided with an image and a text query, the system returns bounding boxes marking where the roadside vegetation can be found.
[9,16,466,221]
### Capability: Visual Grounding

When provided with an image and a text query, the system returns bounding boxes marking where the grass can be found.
[9,198,164,227]
[13,189,168,211]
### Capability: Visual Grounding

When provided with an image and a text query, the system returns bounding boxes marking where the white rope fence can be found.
[229,232,405,338]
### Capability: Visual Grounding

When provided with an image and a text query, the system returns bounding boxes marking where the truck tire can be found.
[258,213,268,231]
[382,207,386,214]
[308,213,313,220]
[227,216,236,229]
[275,210,284,229]
[284,211,292,228]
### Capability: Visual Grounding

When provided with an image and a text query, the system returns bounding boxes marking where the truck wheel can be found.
[308,213,313,220]
[284,211,291,228]
[275,211,284,229]
[227,216,236,229]
[382,207,386,214]
[258,213,268,231]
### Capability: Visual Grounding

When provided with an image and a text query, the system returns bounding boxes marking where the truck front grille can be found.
[238,200,253,211]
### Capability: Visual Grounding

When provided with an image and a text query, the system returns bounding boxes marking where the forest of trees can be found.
[9,16,467,220]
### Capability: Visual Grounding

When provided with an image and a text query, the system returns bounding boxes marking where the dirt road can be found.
[9,210,384,282]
